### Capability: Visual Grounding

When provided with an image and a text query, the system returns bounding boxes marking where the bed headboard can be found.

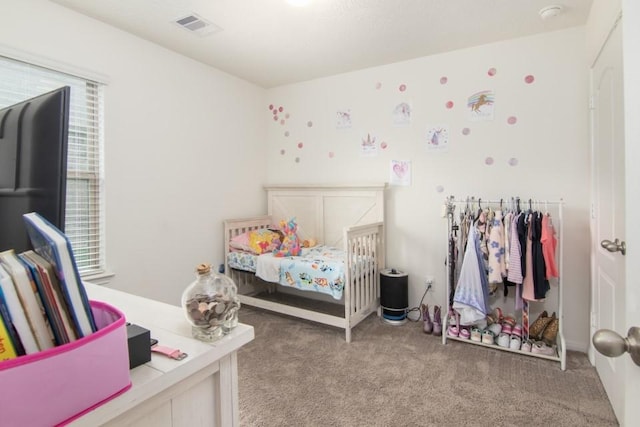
[265,184,386,247]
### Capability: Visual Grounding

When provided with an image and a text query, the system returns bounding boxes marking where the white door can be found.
[591,18,626,420]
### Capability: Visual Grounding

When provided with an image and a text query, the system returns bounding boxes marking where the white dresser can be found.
[70,283,254,427]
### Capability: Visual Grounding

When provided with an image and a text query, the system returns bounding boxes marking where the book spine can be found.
[0,287,24,358]
[0,313,18,361]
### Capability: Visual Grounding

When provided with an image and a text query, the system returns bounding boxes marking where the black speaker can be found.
[380,269,408,325]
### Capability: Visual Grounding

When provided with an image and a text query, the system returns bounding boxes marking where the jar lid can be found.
[196,263,211,275]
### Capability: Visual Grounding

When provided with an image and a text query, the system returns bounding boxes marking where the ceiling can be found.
[50,0,593,88]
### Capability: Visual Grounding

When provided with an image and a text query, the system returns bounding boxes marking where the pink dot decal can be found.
[273,116,278,121]
[525,75,535,84]
[440,77,448,84]
[307,121,313,127]
[507,116,518,125]
[380,142,388,149]
[297,142,304,148]
[280,119,285,125]
[446,101,454,109]
[329,151,335,158]
[399,84,406,92]
[375,82,382,90]
[508,157,519,166]
[280,149,285,155]
[485,157,494,165]
[268,104,274,110]
[285,113,290,119]
[278,106,283,112]
[435,185,444,193]
[295,157,300,163]
[462,127,471,135]
[272,109,277,115]
[284,131,290,137]
[488,68,497,76]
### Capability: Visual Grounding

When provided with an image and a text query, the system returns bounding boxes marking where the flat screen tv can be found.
[0,86,70,253]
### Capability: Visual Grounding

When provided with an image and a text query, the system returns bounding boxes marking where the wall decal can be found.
[295,157,300,163]
[399,84,407,92]
[336,109,352,129]
[284,131,290,137]
[390,160,411,186]
[280,119,285,125]
[361,133,378,157]
[440,76,448,84]
[426,125,450,151]
[375,82,382,90]
[273,115,279,121]
[307,121,313,127]
[297,142,304,148]
[285,113,290,119]
[525,75,535,84]
[508,157,519,166]
[468,90,495,121]
[278,106,284,112]
[280,149,286,155]
[329,151,335,158]
[392,102,411,126]
[435,185,444,193]
[380,142,388,150]
[446,101,454,109]
[462,127,471,135]
[268,104,274,110]
[488,67,497,76]
[485,156,494,165]
[507,116,518,125]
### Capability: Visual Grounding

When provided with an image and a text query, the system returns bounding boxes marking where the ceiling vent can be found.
[173,13,222,36]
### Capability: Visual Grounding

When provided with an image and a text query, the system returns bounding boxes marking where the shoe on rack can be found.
[497,332,510,348]
[541,313,559,346]
[510,335,522,351]
[482,330,495,345]
[511,324,522,338]
[422,304,433,334]
[529,310,552,340]
[459,327,470,340]
[470,327,483,342]
[432,305,442,336]
[488,322,502,337]
[521,340,532,352]
[502,323,513,335]
[531,341,556,357]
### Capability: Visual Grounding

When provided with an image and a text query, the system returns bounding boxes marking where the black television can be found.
[0,86,71,253]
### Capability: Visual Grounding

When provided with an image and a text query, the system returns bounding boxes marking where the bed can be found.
[224,184,386,342]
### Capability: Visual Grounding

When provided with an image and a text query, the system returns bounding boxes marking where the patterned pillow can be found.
[229,229,282,255]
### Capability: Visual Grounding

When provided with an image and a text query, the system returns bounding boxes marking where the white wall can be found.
[0,0,267,305]
[265,27,591,351]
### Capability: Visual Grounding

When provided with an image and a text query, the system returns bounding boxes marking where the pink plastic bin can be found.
[0,300,132,426]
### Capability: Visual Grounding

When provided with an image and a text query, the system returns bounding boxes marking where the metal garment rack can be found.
[441,196,566,371]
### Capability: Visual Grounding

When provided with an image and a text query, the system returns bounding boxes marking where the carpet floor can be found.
[237,307,618,426]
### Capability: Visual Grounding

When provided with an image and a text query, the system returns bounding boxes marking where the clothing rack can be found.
[442,196,566,370]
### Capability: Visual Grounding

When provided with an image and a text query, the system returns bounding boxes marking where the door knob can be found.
[592,327,640,366]
[600,238,626,255]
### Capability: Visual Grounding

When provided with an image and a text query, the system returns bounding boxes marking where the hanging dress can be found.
[541,213,559,279]
[531,211,550,299]
[453,224,489,325]
[487,209,506,285]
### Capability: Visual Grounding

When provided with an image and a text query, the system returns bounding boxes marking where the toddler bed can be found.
[224,184,386,342]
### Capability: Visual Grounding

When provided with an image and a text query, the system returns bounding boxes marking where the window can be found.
[0,55,105,276]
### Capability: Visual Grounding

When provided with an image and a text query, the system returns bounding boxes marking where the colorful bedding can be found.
[226,246,347,300]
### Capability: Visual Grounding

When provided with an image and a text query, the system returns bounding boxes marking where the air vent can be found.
[173,13,222,36]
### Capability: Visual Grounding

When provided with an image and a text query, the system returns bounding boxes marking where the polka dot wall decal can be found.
[280,119,285,125]
[268,104,274,110]
[525,75,535,84]
[488,68,497,76]
[307,121,313,127]
[462,127,471,135]
[380,142,388,149]
[440,76,448,84]
[508,157,519,166]
[295,157,300,163]
[375,82,382,90]
[273,116,278,121]
[446,101,454,109]
[280,149,285,155]
[284,131,290,137]
[399,84,407,92]
[435,185,444,193]
[285,113,290,119]
[278,106,283,112]
[507,116,518,125]
[272,109,277,115]
[297,142,304,148]
[329,151,335,158]
[485,157,494,165]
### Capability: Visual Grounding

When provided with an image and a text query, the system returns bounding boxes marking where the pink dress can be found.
[541,214,559,279]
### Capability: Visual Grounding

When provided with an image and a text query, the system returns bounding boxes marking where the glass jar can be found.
[181,263,240,342]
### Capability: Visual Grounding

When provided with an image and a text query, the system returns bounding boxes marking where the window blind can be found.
[0,55,105,275]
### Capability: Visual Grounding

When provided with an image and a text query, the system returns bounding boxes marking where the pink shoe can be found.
[512,324,522,337]
[432,305,442,336]
[459,327,470,340]
[531,341,556,356]
[502,323,513,335]
[422,304,433,334]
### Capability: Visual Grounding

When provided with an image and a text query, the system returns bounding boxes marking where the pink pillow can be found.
[229,229,281,255]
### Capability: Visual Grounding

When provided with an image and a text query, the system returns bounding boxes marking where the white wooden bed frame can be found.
[223,184,386,342]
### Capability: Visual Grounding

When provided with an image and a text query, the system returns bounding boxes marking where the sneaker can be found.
[447,325,459,338]
[482,330,495,345]
[497,332,510,348]
[531,341,556,356]
[470,327,482,342]
[459,327,470,340]
[488,323,502,336]
[511,324,522,337]
[502,323,513,335]
[521,340,532,352]
[510,335,522,350]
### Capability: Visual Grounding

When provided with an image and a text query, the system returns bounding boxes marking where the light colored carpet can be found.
[237,307,618,426]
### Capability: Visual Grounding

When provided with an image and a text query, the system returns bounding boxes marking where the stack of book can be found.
[0,212,97,361]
